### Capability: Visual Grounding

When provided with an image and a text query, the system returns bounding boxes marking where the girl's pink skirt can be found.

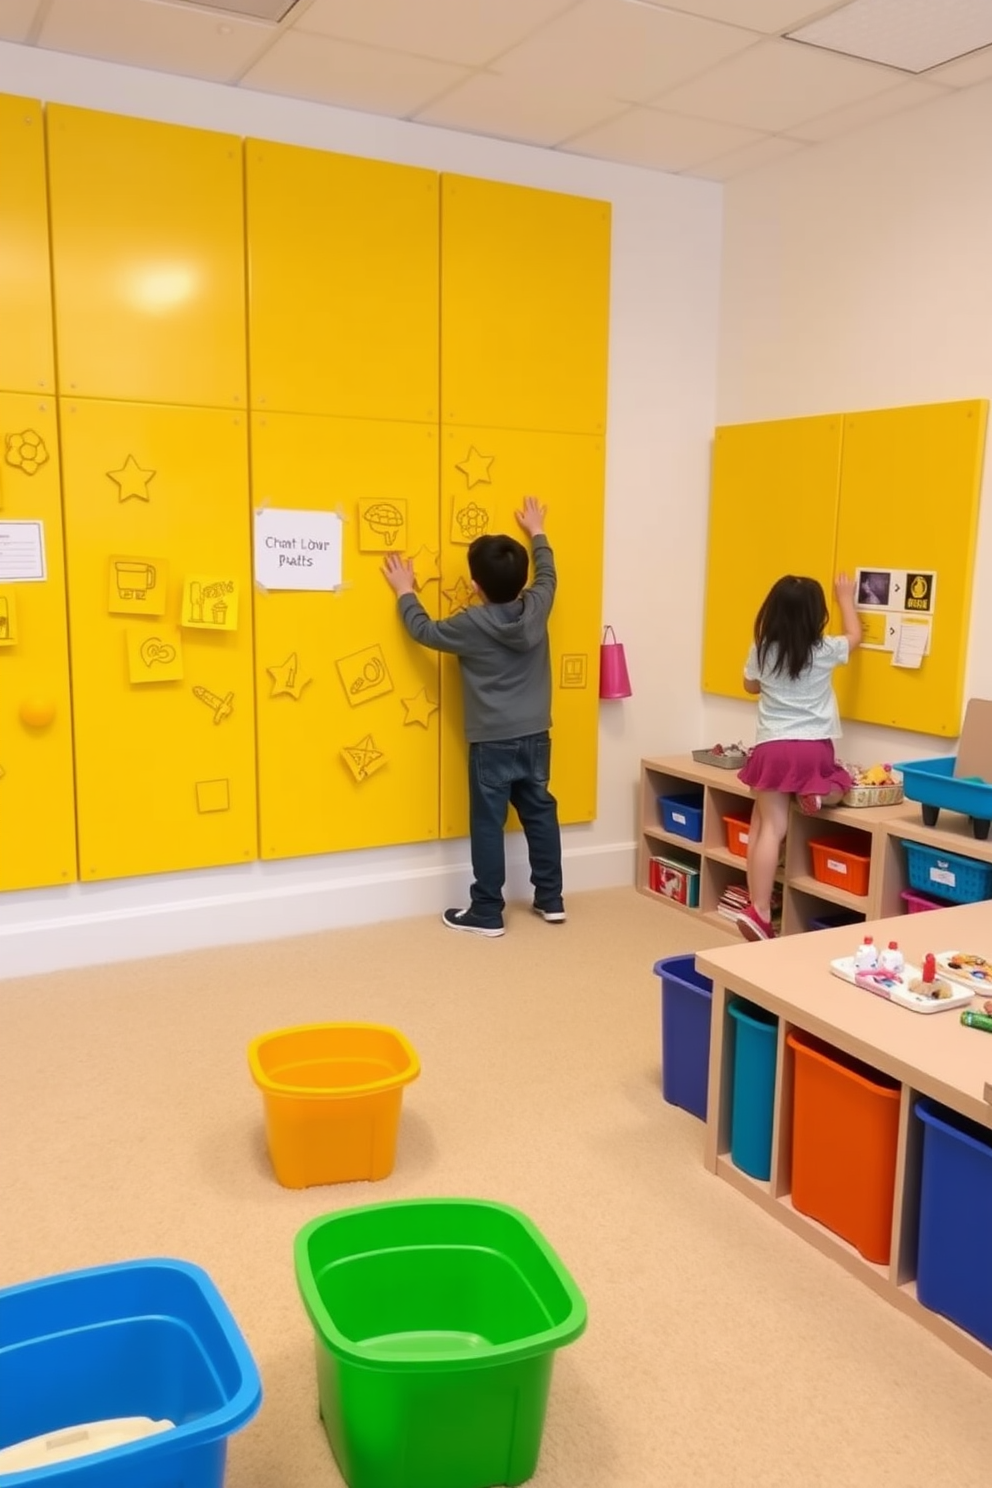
[738,739,852,797]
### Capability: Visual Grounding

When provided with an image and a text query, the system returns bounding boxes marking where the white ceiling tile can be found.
[414,73,623,148]
[629,1,847,34]
[240,27,471,114]
[0,0,44,43]
[485,0,760,106]
[653,35,903,131]
[38,0,271,82]
[791,76,948,141]
[788,0,992,75]
[926,42,992,88]
[295,0,577,67]
[689,132,808,178]
[564,105,763,171]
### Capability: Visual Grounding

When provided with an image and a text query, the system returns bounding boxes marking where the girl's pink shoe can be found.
[797,793,822,815]
[736,904,775,942]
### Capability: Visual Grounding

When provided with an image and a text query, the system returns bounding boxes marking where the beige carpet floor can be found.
[2,887,990,1487]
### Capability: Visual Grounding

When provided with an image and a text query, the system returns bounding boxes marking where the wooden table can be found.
[696,901,992,1376]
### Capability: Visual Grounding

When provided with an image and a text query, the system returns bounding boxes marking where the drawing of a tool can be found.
[193,686,234,724]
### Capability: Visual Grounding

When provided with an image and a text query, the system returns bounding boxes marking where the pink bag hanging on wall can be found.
[599,625,632,699]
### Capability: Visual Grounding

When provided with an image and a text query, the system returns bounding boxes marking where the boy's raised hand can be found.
[382,553,416,596]
[515,496,547,537]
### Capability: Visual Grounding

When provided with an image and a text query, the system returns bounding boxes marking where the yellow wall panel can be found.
[252,413,439,859]
[0,396,76,889]
[702,416,844,698]
[46,106,246,408]
[439,427,604,840]
[246,143,439,423]
[0,96,55,396]
[833,400,987,735]
[441,176,610,435]
[60,400,256,880]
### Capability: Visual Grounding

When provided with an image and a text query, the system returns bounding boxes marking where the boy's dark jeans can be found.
[467,731,563,925]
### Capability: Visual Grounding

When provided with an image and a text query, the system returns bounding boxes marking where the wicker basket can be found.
[842,781,904,808]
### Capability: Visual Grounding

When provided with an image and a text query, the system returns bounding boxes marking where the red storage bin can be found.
[809,835,870,897]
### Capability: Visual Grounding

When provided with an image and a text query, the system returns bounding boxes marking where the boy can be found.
[382,496,562,937]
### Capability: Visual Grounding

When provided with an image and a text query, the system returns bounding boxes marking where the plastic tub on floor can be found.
[728,999,778,1181]
[295,1198,587,1488]
[786,1031,901,1264]
[916,1099,992,1348]
[654,955,712,1121]
[0,1258,261,1488]
[248,1022,420,1189]
[900,888,944,914]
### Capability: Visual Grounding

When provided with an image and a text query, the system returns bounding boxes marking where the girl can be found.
[735,572,861,942]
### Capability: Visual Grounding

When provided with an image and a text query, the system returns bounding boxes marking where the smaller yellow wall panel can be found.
[439,427,605,841]
[0,396,76,889]
[0,95,55,395]
[441,176,610,436]
[702,416,844,698]
[60,400,256,880]
[46,106,246,409]
[833,400,987,736]
[253,413,439,859]
[246,142,439,423]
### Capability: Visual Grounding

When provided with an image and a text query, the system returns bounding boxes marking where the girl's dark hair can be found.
[755,575,829,679]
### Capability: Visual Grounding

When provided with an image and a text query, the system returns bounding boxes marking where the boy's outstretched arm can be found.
[381,553,472,655]
[515,496,556,616]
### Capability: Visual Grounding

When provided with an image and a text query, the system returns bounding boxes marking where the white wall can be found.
[710,81,992,768]
[0,42,723,976]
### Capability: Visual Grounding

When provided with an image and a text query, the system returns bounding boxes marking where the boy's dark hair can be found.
[468,534,529,604]
[755,575,829,680]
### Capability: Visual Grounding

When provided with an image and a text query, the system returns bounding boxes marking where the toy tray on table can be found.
[934,951,992,991]
[895,756,992,839]
[829,957,975,1014]
[692,748,748,770]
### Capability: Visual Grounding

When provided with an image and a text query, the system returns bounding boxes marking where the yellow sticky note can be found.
[126,624,184,683]
[108,556,167,615]
[860,611,887,649]
[181,576,239,631]
[0,589,17,646]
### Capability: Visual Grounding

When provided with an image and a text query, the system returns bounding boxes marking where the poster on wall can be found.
[0,520,46,582]
[854,567,936,661]
[254,508,344,592]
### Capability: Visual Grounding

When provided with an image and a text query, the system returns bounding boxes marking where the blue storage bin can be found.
[0,1259,261,1487]
[658,792,704,843]
[807,909,866,932]
[901,840,992,905]
[728,999,778,1181]
[654,955,712,1121]
[916,1100,992,1348]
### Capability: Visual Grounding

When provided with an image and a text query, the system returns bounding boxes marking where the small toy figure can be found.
[878,941,904,974]
[854,935,879,971]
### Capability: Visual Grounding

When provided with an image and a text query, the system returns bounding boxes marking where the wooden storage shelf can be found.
[638,754,992,935]
[697,902,992,1379]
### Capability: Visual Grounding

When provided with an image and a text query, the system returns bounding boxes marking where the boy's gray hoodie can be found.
[397,535,556,743]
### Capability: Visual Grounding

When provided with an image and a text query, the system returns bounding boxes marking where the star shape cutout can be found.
[342,734,386,782]
[443,575,476,616]
[401,688,439,728]
[455,446,494,489]
[107,454,155,503]
[267,652,312,700]
[409,545,440,590]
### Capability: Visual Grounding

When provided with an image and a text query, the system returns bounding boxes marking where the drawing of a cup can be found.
[115,562,156,600]
[211,600,228,625]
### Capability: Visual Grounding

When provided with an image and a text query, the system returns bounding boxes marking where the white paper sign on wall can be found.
[254,508,344,592]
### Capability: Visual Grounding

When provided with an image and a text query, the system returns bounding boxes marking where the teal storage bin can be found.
[729,999,778,1181]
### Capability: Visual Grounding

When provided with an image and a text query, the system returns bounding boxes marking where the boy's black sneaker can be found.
[533,902,567,924]
[442,907,505,937]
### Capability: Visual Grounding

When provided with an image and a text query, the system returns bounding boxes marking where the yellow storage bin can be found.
[248,1023,420,1189]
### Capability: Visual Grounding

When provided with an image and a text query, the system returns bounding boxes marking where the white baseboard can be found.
[0,840,636,980]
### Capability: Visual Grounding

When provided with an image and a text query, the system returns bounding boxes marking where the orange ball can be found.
[19,698,56,728]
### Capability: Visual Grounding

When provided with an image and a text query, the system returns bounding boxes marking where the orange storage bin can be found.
[808,834,870,897]
[723,814,751,859]
[786,1030,900,1263]
[248,1022,420,1189]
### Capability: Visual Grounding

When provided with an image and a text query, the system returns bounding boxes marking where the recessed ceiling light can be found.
[788,0,992,75]
[141,0,299,21]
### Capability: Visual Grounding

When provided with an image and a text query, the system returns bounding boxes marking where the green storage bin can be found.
[294,1198,587,1488]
